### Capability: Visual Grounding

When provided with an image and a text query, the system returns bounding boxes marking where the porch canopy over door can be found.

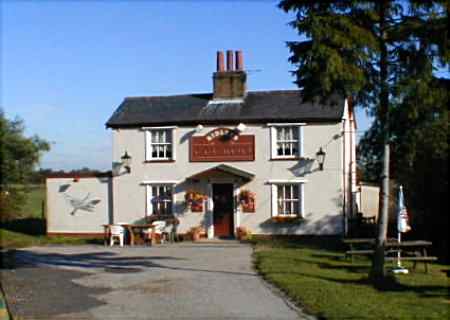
[186,164,255,182]
[186,164,255,238]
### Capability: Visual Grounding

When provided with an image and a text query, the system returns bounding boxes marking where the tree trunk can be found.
[371,0,390,280]
[372,141,390,279]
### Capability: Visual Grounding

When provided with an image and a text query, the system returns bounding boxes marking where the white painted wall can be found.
[356,184,380,219]
[46,177,112,234]
[112,121,346,235]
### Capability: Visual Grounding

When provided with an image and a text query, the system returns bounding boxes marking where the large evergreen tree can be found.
[279,0,448,278]
[359,77,449,261]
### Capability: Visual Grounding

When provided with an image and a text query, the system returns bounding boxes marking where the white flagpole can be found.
[397,231,402,268]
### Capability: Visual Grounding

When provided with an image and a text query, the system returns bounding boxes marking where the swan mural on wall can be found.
[59,184,101,215]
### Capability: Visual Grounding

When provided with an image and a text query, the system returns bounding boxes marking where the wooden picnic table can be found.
[385,240,436,272]
[343,238,437,272]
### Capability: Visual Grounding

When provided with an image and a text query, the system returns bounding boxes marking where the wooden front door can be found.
[213,184,234,238]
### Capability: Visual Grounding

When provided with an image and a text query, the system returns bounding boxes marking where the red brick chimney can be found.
[213,50,247,100]
[217,51,225,72]
[235,50,244,71]
[226,50,234,71]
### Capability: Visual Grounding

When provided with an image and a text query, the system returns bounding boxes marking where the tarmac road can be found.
[1,242,314,319]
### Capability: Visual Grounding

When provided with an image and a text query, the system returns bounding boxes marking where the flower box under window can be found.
[271,216,303,223]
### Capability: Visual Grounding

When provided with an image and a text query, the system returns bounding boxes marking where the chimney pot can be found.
[216,51,225,72]
[235,50,244,71]
[226,50,234,71]
[213,50,246,100]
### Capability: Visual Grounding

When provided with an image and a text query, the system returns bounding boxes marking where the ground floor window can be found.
[270,182,304,217]
[147,184,174,215]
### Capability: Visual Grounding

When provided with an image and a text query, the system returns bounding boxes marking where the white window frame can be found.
[144,126,177,161]
[145,183,177,216]
[270,181,305,217]
[268,123,304,159]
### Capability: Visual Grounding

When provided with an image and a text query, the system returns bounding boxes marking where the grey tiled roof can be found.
[106,90,345,128]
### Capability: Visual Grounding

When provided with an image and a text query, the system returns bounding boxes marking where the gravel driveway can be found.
[1,242,312,319]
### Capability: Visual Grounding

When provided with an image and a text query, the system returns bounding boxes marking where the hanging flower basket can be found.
[239,190,256,213]
[185,190,207,212]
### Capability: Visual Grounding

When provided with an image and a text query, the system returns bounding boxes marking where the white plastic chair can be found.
[162,223,176,243]
[152,221,167,244]
[141,226,154,245]
[110,224,125,247]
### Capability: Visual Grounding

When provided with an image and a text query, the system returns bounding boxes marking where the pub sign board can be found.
[190,128,255,162]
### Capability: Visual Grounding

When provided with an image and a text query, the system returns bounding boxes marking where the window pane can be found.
[151,131,158,143]
[292,185,299,199]
[277,185,284,200]
[285,185,291,199]
[286,127,292,140]
[292,145,298,156]
[292,201,299,215]
[277,127,283,140]
[285,201,292,215]
[293,127,299,140]
[277,143,283,156]
[283,127,289,140]
[165,130,172,143]
[283,143,290,155]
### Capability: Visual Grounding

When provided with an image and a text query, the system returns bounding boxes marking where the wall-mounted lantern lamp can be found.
[121,151,132,173]
[195,124,204,133]
[236,123,247,133]
[316,147,326,171]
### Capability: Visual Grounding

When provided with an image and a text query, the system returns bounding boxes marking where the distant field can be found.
[20,184,45,219]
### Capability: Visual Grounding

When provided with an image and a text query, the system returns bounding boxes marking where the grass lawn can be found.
[254,239,449,320]
[0,229,99,249]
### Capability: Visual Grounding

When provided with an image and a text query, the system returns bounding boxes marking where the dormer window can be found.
[144,127,177,161]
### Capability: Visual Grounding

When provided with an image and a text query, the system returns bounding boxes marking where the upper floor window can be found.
[145,127,176,161]
[269,124,304,159]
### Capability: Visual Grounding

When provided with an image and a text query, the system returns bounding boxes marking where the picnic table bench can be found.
[343,238,437,273]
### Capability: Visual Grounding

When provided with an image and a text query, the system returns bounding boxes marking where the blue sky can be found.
[2,0,373,171]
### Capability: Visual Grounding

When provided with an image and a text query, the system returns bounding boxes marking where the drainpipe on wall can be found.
[342,114,348,236]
